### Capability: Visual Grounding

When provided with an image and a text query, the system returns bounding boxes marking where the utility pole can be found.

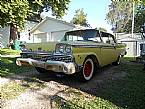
[131,1,135,38]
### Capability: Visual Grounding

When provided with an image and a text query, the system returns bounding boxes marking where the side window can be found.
[102,37,109,43]
[101,32,109,43]
[89,37,102,42]
[108,35,115,44]
[101,32,115,44]
[66,35,83,41]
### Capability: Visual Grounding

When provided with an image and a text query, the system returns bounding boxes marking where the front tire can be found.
[35,67,47,73]
[77,57,97,81]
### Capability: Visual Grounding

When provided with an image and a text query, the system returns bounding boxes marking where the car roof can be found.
[66,29,113,36]
[66,29,97,33]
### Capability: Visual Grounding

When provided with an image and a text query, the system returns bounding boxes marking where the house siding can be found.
[0,26,10,47]
[20,21,38,43]
[30,18,75,43]
[32,19,74,34]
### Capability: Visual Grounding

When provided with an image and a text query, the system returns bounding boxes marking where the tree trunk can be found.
[9,23,18,42]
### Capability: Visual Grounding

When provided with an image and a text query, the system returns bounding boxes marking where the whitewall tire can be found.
[82,58,94,81]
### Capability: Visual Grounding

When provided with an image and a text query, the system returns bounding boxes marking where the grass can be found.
[123,57,136,62]
[98,62,145,109]
[54,58,145,109]
[0,48,21,55]
[53,89,120,109]
[0,48,25,77]
[21,77,47,90]
[0,57,34,77]
[0,79,46,101]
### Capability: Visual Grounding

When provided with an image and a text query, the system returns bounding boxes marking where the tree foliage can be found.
[106,1,133,32]
[0,0,30,29]
[0,0,70,29]
[71,9,90,27]
[106,0,145,33]
[0,0,70,41]
[124,3,145,32]
[28,0,70,18]
[112,0,145,4]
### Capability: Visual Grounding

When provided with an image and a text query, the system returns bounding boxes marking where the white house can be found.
[0,26,10,47]
[19,21,39,42]
[0,20,38,48]
[29,17,76,43]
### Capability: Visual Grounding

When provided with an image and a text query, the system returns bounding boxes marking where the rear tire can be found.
[112,56,121,66]
[76,57,97,81]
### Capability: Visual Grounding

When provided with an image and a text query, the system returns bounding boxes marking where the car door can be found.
[100,32,117,66]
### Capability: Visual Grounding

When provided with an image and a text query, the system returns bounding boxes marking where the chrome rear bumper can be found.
[16,58,76,74]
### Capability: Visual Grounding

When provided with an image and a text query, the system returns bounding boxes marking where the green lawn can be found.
[0,48,31,77]
[96,62,145,109]
[54,58,145,109]
[0,57,33,77]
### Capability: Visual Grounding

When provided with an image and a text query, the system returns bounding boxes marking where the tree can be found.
[0,0,70,42]
[112,0,145,4]
[124,3,145,32]
[106,0,133,32]
[0,0,30,41]
[71,9,90,27]
[106,0,145,33]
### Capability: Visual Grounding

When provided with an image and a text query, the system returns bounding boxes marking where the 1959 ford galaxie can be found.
[16,29,126,81]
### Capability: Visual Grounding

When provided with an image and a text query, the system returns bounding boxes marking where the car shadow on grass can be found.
[0,57,34,77]
[36,61,145,109]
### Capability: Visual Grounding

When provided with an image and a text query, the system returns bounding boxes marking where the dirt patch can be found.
[0,77,10,86]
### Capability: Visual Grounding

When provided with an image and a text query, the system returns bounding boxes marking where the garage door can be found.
[33,33,47,43]
[51,30,67,41]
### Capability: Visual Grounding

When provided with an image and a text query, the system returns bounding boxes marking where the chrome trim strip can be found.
[72,45,116,49]
[101,46,115,49]
[72,45,101,48]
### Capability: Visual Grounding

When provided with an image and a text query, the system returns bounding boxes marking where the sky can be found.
[41,0,112,33]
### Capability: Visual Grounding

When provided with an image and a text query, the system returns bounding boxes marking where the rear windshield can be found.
[63,30,101,42]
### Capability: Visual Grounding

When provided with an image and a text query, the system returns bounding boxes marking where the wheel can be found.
[112,56,121,66]
[76,57,97,81]
[35,67,47,73]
